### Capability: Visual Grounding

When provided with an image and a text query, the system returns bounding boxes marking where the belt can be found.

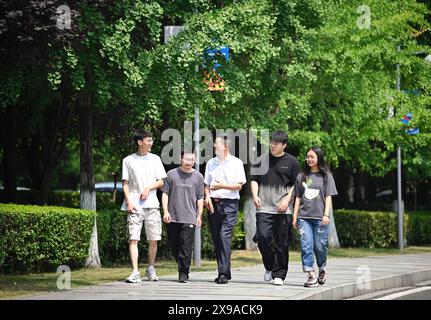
[211,198,237,203]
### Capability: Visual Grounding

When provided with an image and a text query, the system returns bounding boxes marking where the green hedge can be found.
[96,207,245,265]
[333,209,407,248]
[406,211,431,245]
[0,190,123,208]
[333,209,431,248]
[0,203,95,273]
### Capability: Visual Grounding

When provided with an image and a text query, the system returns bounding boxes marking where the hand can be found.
[253,196,262,209]
[322,215,330,225]
[163,212,171,224]
[210,181,224,191]
[140,187,150,200]
[292,217,298,230]
[204,197,214,214]
[276,196,291,212]
[196,216,202,227]
[127,202,139,214]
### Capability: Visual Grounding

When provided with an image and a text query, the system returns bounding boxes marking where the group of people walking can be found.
[121,129,337,288]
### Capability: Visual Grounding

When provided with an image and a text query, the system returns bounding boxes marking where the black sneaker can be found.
[304,274,318,288]
[214,275,231,283]
[318,270,326,285]
[216,274,229,284]
[178,273,188,283]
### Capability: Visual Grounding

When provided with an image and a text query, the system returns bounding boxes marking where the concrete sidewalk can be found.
[19,253,431,300]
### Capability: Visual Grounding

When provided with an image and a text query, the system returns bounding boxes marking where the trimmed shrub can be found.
[0,190,123,208]
[232,210,245,250]
[0,203,95,273]
[333,209,408,248]
[96,207,246,265]
[406,212,431,245]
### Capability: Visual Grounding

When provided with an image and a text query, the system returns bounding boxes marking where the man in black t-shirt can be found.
[250,130,300,286]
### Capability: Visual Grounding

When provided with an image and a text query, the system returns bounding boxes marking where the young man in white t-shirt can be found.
[121,129,167,283]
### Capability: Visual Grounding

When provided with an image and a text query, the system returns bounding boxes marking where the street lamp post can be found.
[194,106,201,267]
[396,45,404,250]
[394,49,430,250]
[164,25,201,266]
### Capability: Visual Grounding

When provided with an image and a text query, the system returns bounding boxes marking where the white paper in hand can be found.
[128,193,146,212]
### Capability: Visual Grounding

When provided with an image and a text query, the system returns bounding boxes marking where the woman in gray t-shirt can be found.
[293,147,338,288]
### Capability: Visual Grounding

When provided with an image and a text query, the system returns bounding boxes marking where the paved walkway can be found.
[19,253,431,300]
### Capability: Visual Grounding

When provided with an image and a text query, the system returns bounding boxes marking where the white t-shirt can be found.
[121,153,167,210]
[204,154,247,199]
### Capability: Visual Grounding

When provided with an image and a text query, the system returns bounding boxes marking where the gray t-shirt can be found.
[162,168,204,225]
[294,171,338,220]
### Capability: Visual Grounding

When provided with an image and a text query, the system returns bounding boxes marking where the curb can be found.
[292,269,431,300]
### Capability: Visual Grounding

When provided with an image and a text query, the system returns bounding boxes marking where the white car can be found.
[95,182,123,193]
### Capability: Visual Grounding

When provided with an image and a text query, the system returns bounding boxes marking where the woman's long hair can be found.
[301,146,330,184]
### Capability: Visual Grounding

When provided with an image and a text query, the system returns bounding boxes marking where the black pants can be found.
[256,213,292,280]
[208,198,238,279]
[167,222,195,275]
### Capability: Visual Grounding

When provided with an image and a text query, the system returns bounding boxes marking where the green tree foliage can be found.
[1,0,430,198]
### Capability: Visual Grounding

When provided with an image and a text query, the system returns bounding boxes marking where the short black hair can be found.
[271,130,288,145]
[133,129,152,145]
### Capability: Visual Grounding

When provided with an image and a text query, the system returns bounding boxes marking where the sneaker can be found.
[214,275,231,282]
[264,270,272,282]
[216,274,229,284]
[304,274,318,287]
[273,278,283,286]
[178,272,188,283]
[318,270,326,285]
[125,271,141,283]
[145,266,159,281]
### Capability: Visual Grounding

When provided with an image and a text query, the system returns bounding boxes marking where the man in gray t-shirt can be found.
[162,151,204,283]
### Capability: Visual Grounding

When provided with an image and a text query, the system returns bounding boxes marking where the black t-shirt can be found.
[251,152,300,214]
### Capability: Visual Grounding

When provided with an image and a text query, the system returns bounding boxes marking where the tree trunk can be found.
[328,207,340,248]
[80,90,101,268]
[243,196,258,250]
[2,105,18,203]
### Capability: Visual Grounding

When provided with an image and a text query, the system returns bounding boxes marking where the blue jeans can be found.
[297,218,329,273]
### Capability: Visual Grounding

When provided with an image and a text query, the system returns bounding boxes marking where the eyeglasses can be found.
[182,158,195,163]
[142,138,154,143]
[305,156,317,160]
[270,141,282,146]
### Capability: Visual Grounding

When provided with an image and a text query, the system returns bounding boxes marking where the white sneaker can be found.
[125,271,141,283]
[145,266,159,281]
[273,278,283,286]
[264,270,272,282]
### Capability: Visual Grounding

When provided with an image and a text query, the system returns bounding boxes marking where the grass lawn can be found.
[1,246,431,299]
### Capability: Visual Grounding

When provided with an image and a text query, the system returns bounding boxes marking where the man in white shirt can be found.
[121,129,167,283]
[204,136,247,284]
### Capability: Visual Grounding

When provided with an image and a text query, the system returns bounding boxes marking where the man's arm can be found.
[140,179,164,200]
[122,180,138,213]
[251,181,262,208]
[209,182,243,191]
[162,192,171,223]
[277,186,294,212]
[196,199,204,227]
[204,185,214,214]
